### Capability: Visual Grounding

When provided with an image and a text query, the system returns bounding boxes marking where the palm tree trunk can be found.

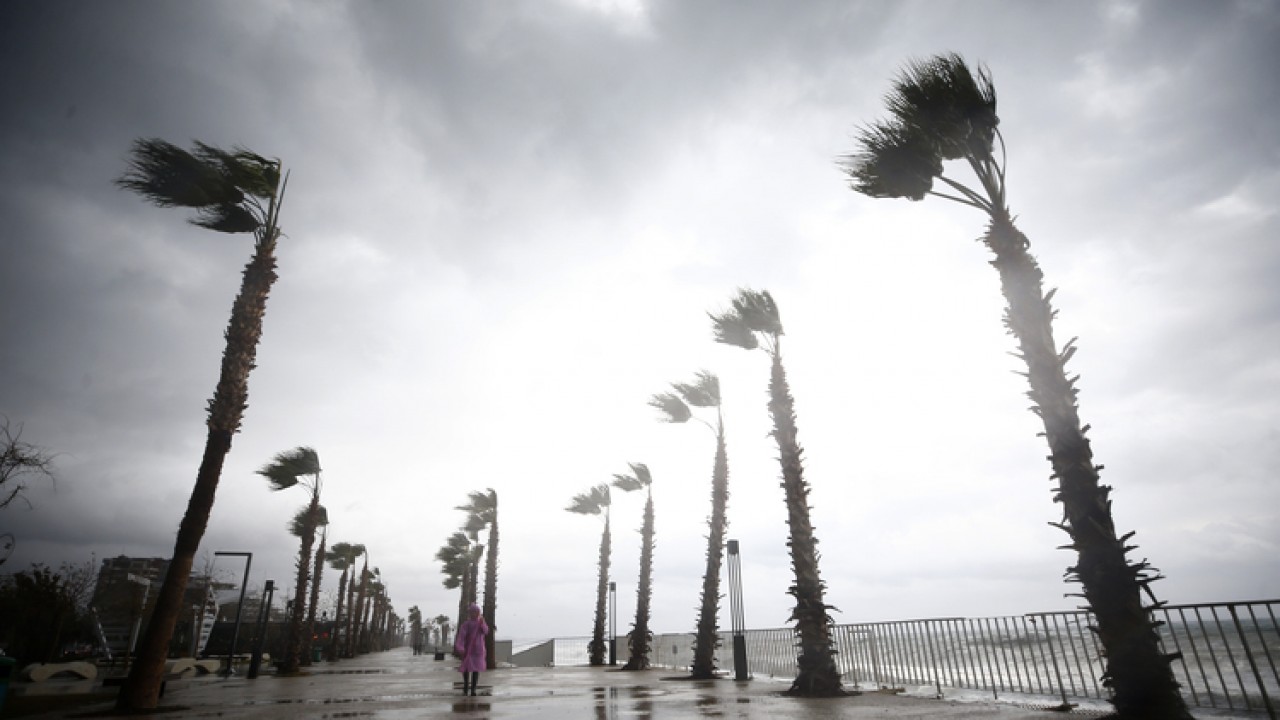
[623,491,655,670]
[117,237,278,711]
[347,561,367,657]
[589,516,611,666]
[302,531,326,666]
[691,426,729,679]
[985,215,1189,719]
[280,494,319,674]
[329,567,348,661]
[483,508,499,670]
[768,344,844,697]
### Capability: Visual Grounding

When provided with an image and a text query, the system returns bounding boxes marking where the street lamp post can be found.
[608,581,617,666]
[247,580,274,679]
[214,551,252,677]
[727,540,749,681]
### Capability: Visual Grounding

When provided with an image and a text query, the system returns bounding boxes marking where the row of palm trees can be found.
[110,141,404,707]
[556,53,1188,716]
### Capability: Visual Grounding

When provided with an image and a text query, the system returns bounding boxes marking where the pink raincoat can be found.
[454,613,489,673]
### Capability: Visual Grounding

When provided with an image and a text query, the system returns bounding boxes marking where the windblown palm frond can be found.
[731,289,783,336]
[258,447,321,490]
[887,53,997,161]
[456,489,497,524]
[709,310,758,349]
[649,392,692,423]
[612,462,652,493]
[845,120,941,200]
[672,370,721,408]
[115,138,281,236]
[566,484,610,515]
[288,503,329,536]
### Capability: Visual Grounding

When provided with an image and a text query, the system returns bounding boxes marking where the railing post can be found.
[1229,604,1276,720]
[1032,614,1074,710]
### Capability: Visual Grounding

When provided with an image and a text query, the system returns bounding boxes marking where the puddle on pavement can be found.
[236,692,442,706]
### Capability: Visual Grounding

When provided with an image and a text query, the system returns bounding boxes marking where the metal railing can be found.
[595,599,1276,717]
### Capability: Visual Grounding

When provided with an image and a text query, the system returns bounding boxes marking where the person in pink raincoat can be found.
[454,603,488,696]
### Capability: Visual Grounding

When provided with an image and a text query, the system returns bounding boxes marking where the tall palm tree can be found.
[408,606,422,653]
[651,371,729,679]
[302,526,327,666]
[612,463,655,671]
[357,568,381,653]
[457,490,500,670]
[566,484,611,666]
[325,542,363,661]
[258,446,324,674]
[712,289,844,697]
[843,53,1189,719]
[114,138,287,711]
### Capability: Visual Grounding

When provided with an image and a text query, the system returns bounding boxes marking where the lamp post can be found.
[727,540,749,680]
[214,551,252,677]
[247,580,274,679]
[608,581,617,666]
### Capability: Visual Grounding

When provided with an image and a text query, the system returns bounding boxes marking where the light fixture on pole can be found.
[608,581,617,666]
[214,551,252,677]
[727,539,749,681]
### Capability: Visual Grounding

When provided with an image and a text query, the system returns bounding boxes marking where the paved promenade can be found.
[12,647,1122,719]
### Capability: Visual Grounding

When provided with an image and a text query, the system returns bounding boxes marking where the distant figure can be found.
[454,603,488,696]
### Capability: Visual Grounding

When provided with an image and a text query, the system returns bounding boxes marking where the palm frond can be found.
[649,392,692,423]
[566,484,610,515]
[191,202,259,233]
[612,462,653,493]
[673,370,721,408]
[287,504,326,537]
[709,310,758,350]
[731,288,783,336]
[887,53,998,161]
[843,119,942,201]
[194,142,280,200]
[257,446,321,491]
[115,138,243,209]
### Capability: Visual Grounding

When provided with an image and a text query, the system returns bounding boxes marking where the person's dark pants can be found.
[462,671,479,695]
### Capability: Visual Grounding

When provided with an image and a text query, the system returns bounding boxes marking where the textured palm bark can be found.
[622,493,655,670]
[280,495,319,674]
[768,346,844,697]
[347,560,367,657]
[118,237,278,710]
[328,566,348,660]
[589,516,611,666]
[302,532,325,666]
[691,428,729,678]
[483,508,499,670]
[985,215,1190,719]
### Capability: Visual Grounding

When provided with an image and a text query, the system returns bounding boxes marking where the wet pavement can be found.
[12,647,1116,718]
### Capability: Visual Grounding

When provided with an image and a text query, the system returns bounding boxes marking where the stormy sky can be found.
[2,0,1277,642]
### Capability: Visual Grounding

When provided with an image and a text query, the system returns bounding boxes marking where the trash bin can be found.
[0,656,15,713]
[312,647,323,663]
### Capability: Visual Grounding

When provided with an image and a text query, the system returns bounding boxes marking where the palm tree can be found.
[843,53,1189,718]
[114,138,287,711]
[650,371,729,679]
[612,463,655,671]
[436,531,477,628]
[408,606,422,654]
[566,484,611,666]
[712,289,844,697]
[258,446,324,674]
[325,542,364,661]
[457,490,500,670]
[434,614,451,648]
[302,526,327,666]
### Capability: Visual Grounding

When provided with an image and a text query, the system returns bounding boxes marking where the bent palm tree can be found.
[114,139,287,711]
[843,53,1188,719]
[325,541,364,661]
[302,526,328,666]
[712,289,844,697]
[458,490,500,669]
[612,463,655,671]
[259,446,324,674]
[567,484,611,666]
[650,371,729,679]
[436,531,478,628]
